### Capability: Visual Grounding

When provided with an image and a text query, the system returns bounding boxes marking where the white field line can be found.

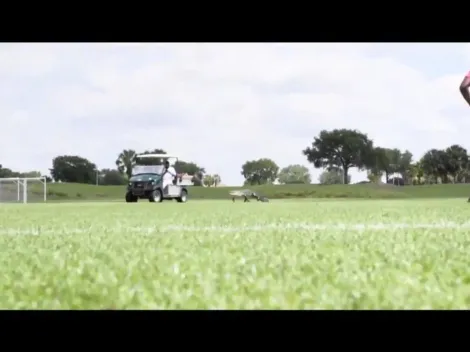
[1,222,470,236]
[163,222,470,232]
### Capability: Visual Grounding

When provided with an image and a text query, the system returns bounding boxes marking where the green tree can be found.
[203,174,222,187]
[366,170,382,183]
[241,158,279,185]
[0,166,49,181]
[50,155,97,184]
[100,169,128,185]
[174,161,205,175]
[407,162,424,185]
[213,174,221,187]
[203,174,215,187]
[0,166,18,178]
[445,144,468,182]
[303,129,374,185]
[278,164,311,184]
[457,166,470,184]
[420,149,449,183]
[116,149,137,179]
[418,145,468,184]
[373,147,394,182]
[397,150,413,184]
[20,171,42,178]
[319,167,351,185]
[372,147,413,184]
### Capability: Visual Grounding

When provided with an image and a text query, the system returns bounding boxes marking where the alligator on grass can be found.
[229,189,269,203]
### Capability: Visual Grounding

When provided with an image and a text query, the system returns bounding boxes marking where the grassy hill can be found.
[21,182,470,201]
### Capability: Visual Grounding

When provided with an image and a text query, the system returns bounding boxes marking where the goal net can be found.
[0,177,47,203]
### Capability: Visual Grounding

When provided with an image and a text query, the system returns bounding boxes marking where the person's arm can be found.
[460,72,470,107]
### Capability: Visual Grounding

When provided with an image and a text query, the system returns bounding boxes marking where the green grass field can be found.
[0,198,469,309]
[14,181,470,201]
[0,199,470,309]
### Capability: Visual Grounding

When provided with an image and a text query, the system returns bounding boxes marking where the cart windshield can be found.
[132,165,164,176]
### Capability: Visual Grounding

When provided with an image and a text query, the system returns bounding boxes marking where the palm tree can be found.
[115,149,137,179]
[213,174,221,187]
[407,161,424,185]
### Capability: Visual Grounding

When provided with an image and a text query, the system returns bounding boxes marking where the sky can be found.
[1,42,470,186]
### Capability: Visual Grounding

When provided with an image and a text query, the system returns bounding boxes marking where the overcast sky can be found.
[1,43,470,186]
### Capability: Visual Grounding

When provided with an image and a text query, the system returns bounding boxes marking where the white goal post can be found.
[0,177,47,203]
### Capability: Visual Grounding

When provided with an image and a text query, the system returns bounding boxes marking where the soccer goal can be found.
[0,177,47,203]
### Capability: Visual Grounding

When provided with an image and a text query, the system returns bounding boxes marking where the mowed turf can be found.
[0,199,469,309]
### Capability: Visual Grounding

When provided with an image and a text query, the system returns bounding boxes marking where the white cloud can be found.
[1,43,469,185]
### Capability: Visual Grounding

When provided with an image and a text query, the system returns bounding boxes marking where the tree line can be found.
[0,149,216,186]
[241,128,470,186]
[305,128,470,185]
[1,128,469,186]
[49,149,213,186]
[0,166,50,181]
